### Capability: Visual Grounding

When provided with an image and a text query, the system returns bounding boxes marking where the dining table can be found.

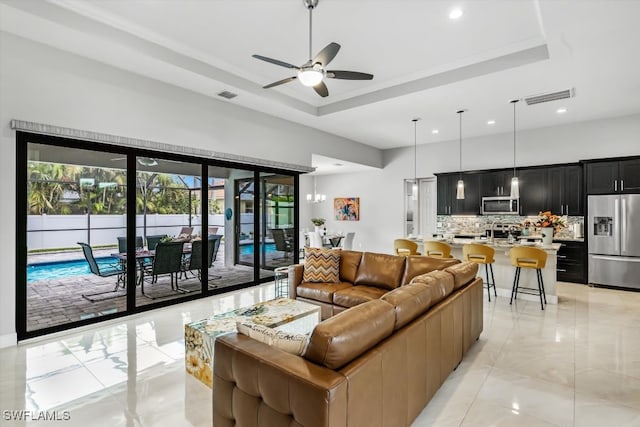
[112,246,191,285]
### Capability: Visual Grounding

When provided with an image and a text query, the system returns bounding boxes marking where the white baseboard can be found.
[0,332,17,348]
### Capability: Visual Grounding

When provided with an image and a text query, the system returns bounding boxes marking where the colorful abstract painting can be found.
[334,197,360,221]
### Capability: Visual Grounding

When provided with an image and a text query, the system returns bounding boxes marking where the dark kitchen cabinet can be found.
[518,168,548,215]
[437,174,457,215]
[547,164,583,216]
[554,240,586,283]
[481,170,512,197]
[453,172,481,214]
[586,158,640,194]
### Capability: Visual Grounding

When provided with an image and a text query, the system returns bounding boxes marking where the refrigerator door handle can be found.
[615,180,618,191]
[614,198,620,252]
[622,198,627,253]
[621,180,624,191]
[591,255,640,263]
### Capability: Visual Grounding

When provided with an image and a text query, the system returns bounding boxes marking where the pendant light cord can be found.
[308,6,313,61]
[413,119,417,184]
[512,99,518,176]
[457,110,464,179]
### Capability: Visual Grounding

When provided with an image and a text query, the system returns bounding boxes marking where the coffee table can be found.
[184,298,321,387]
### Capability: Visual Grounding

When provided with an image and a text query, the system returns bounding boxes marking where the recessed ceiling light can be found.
[432,129,439,134]
[449,8,463,20]
[487,120,496,125]
[556,108,567,114]
[333,163,343,167]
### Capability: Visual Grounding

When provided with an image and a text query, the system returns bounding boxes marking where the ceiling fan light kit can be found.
[252,0,373,97]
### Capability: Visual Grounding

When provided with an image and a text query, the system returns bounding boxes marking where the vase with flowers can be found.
[311,217,326,234]
[534,211,567,245]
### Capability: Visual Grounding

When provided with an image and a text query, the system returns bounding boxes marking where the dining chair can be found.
[78,242,126,302]
[271,228,293,259]
[342,232,355,250]
[145,234,167,251]
[117,236,144,253]
[183,235,222,286]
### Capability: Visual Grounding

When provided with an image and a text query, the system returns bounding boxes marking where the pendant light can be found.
[456,109,465,200]
[510,99,520,199]
[411,118,420,201]
[306,175,326,203]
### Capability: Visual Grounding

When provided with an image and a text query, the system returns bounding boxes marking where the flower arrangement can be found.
[311,217,326,226]
[533,211,567,232]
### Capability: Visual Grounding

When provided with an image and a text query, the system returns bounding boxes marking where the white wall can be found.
[313,113,640,255]
[0,32,382,345]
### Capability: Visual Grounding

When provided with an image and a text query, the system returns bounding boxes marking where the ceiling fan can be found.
[252,0,373,98]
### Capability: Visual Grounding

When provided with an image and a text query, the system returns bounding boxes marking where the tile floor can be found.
[1,282,640,426]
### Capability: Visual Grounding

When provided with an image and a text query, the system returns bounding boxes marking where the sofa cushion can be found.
[236,320,309,356]
[401,256,460,285]
[381,282,433,330]
[354,252,406,290]
[445,261,479,290]
[305,299,395,369]
[296,282,353,304]
[339,250,363,283]
[333,285,388,308]
[410,270,455,305]
[303,248,341,283]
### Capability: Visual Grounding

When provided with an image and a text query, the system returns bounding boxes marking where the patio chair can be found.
[271,228,293,259]
[117,236,144,253]
[208,227,219,236]
[78,242,126,302]
[145,234,167,251]
[183,235,222,287]
[141,240,186,299]
[178,226,194,237]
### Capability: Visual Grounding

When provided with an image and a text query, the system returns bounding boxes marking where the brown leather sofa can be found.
[214,257,483,427]
[288,250,462,319]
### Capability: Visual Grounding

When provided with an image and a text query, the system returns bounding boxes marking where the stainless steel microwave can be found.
[481,197,519,215]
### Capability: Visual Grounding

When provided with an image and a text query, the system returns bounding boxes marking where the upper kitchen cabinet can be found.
[518,168,548,216]
[436,173,457,215]
[453,172,481,215]
[436,172,481,215]
[481,169,512,197]
[547,164,583,216]
[586,158,640,194]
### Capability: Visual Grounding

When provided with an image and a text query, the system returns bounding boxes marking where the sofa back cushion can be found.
[402,256,460,285]
[303,248,341,283]
[354,252,406,290]
[409,270,455,305]
[445,261,479,290]
[380,282,433,330]
[305,299,395,369]
[340,250,363,283]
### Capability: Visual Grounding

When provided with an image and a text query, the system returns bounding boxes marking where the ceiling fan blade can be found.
[313,42,341,66]
[313,81,329,97]
[252,54,300,70]
[326,70,374,80]
[263,76,297,89]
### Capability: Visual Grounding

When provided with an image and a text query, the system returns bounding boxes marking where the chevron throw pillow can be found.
[303,247,341,283]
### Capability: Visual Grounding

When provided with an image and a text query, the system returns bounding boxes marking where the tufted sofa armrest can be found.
[214,333,348,427]
[288,264,305,298]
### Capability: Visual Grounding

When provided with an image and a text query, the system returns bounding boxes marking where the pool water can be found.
[27,257,120,282]
[239,243,277,256]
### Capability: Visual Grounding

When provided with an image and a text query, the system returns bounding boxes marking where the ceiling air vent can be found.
[217,90,238,100]
[524,88,574,106]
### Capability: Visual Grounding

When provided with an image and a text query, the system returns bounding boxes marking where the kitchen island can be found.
[415,238,561,304]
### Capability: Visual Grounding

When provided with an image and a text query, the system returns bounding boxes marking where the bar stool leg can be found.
[485,264,491,302]
[510,267,520,304]
[489,263,497,297]
[536,268,547,308]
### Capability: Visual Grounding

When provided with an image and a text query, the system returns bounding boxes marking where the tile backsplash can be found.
[436,215,584,239]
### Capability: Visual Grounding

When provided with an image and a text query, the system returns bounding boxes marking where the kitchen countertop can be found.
[519,234,585,242]
[410,236,562,253]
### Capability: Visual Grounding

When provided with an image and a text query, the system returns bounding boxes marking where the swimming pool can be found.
[27,257,120,282]
[239,243,277,255]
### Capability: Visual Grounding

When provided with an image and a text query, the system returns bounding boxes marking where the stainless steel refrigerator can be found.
[588,194,640,289]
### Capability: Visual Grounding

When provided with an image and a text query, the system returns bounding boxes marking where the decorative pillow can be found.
[303,247,341,283]
[236,320,310,356]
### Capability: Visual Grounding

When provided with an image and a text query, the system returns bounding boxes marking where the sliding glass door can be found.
[17,132,299,339]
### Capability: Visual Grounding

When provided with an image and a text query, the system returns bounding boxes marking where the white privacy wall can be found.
[0,33,382,346]
[311,113,640,255]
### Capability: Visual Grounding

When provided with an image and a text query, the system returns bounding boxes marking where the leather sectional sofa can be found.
[214,250,483,427]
